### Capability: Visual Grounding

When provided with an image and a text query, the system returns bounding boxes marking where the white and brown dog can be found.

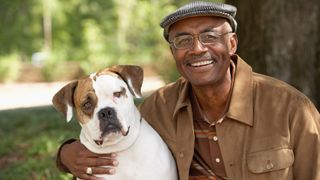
[52,65,177,180]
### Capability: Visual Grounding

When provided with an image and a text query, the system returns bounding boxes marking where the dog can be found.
[52,65,177,180]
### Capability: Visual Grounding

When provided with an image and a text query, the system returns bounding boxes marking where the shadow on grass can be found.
[0,106,78,180]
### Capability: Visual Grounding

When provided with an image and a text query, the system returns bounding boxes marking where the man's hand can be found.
[60,140,118,180]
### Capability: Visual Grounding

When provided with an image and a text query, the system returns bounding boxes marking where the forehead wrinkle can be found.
[169,16,228,39]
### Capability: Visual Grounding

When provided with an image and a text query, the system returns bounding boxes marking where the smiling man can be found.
[56,1,320,180]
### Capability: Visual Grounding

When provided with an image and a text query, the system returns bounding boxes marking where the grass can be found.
[0,106,79,180]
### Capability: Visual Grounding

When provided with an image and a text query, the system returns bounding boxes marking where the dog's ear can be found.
[52,81,78,122]
[109,65,143,98]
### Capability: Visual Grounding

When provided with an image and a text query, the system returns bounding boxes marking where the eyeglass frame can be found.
[169,31,233,50]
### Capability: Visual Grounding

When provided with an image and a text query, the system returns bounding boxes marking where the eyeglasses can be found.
[169,31,232,50]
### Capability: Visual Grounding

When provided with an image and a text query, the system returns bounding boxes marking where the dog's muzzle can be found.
[99,107,130,134]
[98,107,122,133]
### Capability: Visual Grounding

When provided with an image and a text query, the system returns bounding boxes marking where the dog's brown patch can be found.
[74,77,98,124]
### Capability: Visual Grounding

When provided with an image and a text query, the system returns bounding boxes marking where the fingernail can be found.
[113,160,119,166]
[109,168,116,174]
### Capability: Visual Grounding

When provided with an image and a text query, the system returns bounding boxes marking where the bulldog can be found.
[52,65,177,180]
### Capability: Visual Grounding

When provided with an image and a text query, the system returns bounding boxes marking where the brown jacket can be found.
[139,55,320,180]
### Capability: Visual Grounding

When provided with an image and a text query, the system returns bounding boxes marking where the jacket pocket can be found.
[247,148,294,174]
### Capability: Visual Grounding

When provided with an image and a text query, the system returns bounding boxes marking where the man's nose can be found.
[191,37,207,52]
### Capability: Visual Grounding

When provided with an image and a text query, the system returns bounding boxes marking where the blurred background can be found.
[0,0,319,179]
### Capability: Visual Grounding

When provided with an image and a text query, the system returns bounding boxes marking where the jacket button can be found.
[179,152,184,158]
[266,160,274,170]
[213,136,218,141]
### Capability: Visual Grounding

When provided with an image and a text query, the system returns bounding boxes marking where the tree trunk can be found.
[226,0,320,109]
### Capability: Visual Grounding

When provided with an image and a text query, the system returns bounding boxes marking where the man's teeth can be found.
[190,60,213,67]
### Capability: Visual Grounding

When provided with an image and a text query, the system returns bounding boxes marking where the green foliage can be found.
[41,54,84,82]
[0,106,79,179]
[0,0,188,82]
[0,54,22,82]
[0,0,43,56]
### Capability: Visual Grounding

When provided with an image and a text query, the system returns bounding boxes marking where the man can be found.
[56,1,320,180]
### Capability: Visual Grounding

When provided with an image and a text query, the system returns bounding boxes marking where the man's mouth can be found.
[188,60,214,67]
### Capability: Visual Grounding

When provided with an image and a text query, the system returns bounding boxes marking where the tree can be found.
[0,0,42,57]
[226,0,320,109]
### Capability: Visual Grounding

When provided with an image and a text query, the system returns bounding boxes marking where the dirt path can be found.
[0,76,164,110]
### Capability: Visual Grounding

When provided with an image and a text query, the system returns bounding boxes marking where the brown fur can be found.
[73,77,97,124]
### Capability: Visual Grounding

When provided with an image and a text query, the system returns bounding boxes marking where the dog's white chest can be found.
[91,120,177,180]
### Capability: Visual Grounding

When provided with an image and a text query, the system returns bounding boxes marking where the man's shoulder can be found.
[144,77,187,104]
[138,77,188,124]
[252,72,310,103]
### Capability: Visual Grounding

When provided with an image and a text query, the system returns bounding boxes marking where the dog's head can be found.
[52,65,143,146]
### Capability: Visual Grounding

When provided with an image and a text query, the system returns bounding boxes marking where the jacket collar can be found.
[172,77,191,119]
[172,55,254,126]
[226,55,254,126]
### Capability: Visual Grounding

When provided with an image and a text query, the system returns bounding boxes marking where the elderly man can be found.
[56,1,320,180]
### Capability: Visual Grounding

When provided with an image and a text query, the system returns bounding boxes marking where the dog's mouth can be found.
[94,140,104,146]
[93,126,130,146]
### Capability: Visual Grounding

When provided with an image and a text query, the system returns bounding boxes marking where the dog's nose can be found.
[98,107,116,121]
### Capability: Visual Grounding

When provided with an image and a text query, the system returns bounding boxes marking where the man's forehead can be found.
[168,16,229,36]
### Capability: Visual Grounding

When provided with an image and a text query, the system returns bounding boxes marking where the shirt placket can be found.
[208,119,228,179]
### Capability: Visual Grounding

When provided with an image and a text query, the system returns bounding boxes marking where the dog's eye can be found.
[82,101,92,110]
[113,92,121,98]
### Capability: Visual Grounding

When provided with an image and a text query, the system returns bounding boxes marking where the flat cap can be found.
[160,1,237,41]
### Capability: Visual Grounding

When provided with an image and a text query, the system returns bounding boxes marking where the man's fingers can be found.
[79,148,117,158]
[77,173,105,180]
[76,157,119,167]
[90,166,116,175]
[76,167,116,180]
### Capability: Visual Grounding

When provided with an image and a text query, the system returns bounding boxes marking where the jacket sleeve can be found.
[290,97,320,179]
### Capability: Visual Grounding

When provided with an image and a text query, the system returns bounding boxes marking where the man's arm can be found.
[56,139,118,180]
[290,98,320,179]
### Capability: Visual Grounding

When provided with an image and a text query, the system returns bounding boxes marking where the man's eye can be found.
[176,37,191,46]
[174,35,192,45]
[201,34,218,42]
[113,92,122,98]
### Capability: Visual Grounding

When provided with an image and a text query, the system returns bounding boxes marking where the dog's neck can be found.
[79,109,141,154]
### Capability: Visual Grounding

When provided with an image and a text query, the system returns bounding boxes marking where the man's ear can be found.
[52,81,78,122]
[229,33,238,55]
[108,65,144,98]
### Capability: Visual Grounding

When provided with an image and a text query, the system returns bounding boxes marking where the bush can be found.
[0,54,22,83]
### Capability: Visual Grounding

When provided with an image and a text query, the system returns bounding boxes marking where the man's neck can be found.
[192,68,233,122]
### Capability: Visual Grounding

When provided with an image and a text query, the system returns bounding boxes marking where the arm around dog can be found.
[57,139,119,180]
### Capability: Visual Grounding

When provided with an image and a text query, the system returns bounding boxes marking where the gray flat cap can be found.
[160,1,237,41]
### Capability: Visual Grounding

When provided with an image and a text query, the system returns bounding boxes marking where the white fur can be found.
[76,74,177,180]
[66,104,73,122]
[127,78,142,98]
